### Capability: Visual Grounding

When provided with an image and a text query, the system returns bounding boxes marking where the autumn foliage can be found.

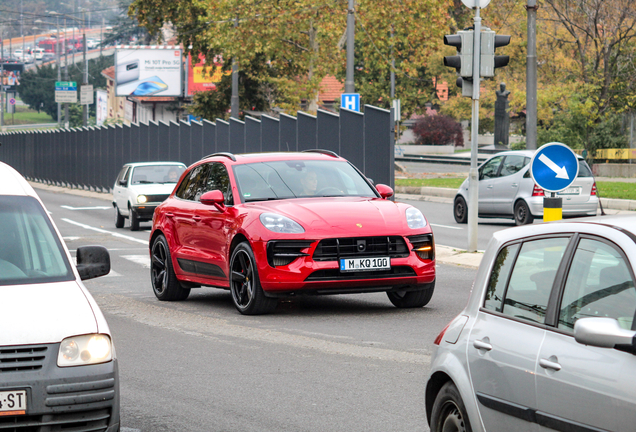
[412,115,464,147]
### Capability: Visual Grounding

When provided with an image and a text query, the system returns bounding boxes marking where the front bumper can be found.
[131,203,160,219]
[0,343,119,432]
[253,238,436,295]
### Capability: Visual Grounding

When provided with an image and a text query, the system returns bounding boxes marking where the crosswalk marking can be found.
[122,255,151,269]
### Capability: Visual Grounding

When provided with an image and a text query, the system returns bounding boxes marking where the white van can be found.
[0,162,120,431]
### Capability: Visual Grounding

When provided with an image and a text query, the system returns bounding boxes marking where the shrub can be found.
[412,115,464,147]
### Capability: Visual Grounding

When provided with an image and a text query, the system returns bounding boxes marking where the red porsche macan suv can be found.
[150,150,436,314]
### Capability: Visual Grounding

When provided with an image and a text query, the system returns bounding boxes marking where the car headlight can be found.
[58,334,113,367]
[406,207,427,229]
[259,213,305,234]
[137,195,148,204]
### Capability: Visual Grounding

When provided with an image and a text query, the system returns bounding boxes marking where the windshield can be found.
[131,164,185,184]
[0,196,74,286]
[233,160,377,202]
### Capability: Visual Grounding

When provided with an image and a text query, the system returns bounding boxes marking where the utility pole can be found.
[526,0,538,150]
[344,0,355,93]
[467,5,482,253]
[83,32,88,126]
[57,17,61,127]
[230,15,239,118]
[64,18,69,128]
[1,27,4,129]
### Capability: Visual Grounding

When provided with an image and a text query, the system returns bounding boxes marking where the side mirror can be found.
[375,184,394,199]
[574,317,636,353]
[200,190,226,212]
[118,179,127,186]
[76,246,110,281]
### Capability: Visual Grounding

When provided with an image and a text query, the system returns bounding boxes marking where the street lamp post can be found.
[35,17,62,126]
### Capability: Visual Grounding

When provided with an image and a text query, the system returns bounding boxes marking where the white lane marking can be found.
[121,428,141,432]
[61,205,111,210]
[103,269,122,278]
[61,218,148,245]
[63,236,81,241]
[122,255,151,268]
[430,223,463,230]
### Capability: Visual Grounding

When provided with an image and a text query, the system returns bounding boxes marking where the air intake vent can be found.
[313,237,409,261]
[267,240,314,267]
[408,234,434,261]
[0,345,47,373]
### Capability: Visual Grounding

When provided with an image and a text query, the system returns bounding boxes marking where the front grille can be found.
[306,266,416,281]
[267,240,314,267]
[0,408,111,432]
[143,194,169,203]
[312,236,409,261]
[0,346,47,373]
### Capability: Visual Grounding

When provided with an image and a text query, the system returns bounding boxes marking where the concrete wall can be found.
[593,163,636,178]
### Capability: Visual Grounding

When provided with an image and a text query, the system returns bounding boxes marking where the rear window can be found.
[0,196,74,286]
[577,160,593,177]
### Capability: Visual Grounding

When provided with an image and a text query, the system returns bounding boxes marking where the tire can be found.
[229,242,278,315]
[453,196,468,224]
[387,281,435,308]
[114,205,124,228]
[151,234,190,301]
[430,381,472,432]
[130,207,140,231]
[514,200,534,226]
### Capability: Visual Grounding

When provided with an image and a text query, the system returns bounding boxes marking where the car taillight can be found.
[591,182,597,196]
[433,321,452,346]
[532,184,545,197]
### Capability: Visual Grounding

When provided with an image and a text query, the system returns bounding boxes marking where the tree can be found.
[412,114,464,146]
[102,0,153,46]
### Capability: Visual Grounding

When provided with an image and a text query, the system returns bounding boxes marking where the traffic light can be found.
[443,30,474,78]
[480,29,511,78]
[456,77,473,98]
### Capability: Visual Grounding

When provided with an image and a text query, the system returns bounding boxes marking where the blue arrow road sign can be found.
[530,142,579,192]
[341,93,360,112]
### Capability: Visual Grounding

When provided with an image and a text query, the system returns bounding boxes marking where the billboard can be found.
[186,54,229,96]
[115,47,183,97]
[1,63,24,92]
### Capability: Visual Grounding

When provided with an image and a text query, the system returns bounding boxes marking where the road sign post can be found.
[530,142,579,222]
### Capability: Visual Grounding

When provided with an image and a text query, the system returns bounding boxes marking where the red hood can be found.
[244,197,421,237]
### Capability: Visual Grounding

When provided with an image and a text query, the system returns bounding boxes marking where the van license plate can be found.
[0,390,27,416]
[340,257,390,272]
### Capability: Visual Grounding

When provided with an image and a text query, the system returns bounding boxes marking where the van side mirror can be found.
[574,317,636,354]
[76,246,110,280]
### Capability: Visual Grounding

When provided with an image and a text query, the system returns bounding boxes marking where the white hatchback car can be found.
[112,162,186,231]
[426,215,636,432]
[453,150,599,225]
[0,162,119,431]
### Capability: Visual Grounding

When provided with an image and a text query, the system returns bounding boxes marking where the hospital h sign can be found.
[341,93,360,112]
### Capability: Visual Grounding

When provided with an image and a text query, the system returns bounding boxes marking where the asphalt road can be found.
[36,187,500,432]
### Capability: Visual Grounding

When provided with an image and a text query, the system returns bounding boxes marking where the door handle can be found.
[165,212,174,218]
[487,185,494,189]
[473,339,492,351]
[192,216,202,222]
[511,183,518,188]
[539,357,562,371]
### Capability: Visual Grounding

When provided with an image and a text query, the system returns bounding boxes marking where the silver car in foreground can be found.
[425,215,636,432]
[453,150,599,225]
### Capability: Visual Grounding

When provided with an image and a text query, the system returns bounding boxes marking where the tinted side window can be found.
[500,155,528,177]
[484,243,520,312]
[577,160,593,177]
[559,238,636,331]
[205,163,233,205]
[175,164,210,201]
[479,156,504,180]
[502,237,569,324]
[116,166,129,185]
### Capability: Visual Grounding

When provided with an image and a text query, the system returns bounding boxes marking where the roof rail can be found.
[203,152,237,161]
[302,149,339,158]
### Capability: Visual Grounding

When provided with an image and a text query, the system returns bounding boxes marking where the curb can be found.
[29,181,112,202]
[435,245,483,269]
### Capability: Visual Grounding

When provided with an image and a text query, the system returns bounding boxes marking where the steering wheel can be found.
[316,187,342,196]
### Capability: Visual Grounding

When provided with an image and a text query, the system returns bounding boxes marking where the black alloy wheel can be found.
[229,242,278,315]
[454,196,468,224]
[514,200,534,225]
[387,281,435,308]
[150,234,190,301]
[430,382,472,432]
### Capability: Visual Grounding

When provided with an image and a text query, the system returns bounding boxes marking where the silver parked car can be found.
[425,214,636,432]
[453,150,599,225]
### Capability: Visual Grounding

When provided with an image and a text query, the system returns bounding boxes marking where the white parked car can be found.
[12,49,33,63]
[113,162,186,231]
[453,150,599,225]
[426,215,636,432]
[0,162,119,431]
[33,48,45,60]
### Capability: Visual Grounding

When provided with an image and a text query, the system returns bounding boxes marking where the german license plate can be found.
[0,390,27,416]
[340,257,390,272]
[558,186,581,195]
